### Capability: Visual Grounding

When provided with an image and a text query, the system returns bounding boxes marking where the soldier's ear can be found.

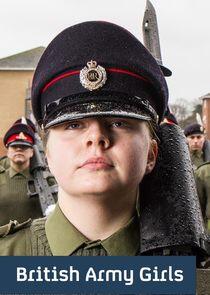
[145,139,158,175]
[45,145,50,161]
[29,147,34,158]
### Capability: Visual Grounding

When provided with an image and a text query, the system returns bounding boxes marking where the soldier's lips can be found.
[14,154,24,157]
[191,146,201,150]
[79,157,114,170]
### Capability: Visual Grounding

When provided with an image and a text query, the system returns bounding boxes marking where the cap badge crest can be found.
[17,132,27,140]
[80,60,107,91]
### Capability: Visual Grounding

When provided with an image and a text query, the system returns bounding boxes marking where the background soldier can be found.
[0,121,44,225]
[195,162,210,233]
[0,117,36,170]
[184,123,210,170]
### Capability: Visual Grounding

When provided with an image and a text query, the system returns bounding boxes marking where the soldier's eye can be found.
[110,120,131,128]
[111,121,124,128]
[65,122,81,129]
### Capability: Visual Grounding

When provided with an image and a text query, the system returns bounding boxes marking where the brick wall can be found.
[0,70,34,139]
[202,95,210,140]
[0,137,6,157]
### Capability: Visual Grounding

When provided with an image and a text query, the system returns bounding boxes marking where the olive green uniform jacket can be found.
[0,204,140,256]
[190,150,205,170]
[0,166,44,226]
[195,162,210,231]
[190,139,210,170]
[0,204,209,294]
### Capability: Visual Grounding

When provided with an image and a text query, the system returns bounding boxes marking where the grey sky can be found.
[0,0,210,104]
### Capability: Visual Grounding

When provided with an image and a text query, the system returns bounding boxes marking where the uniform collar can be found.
[191,150,203,158]
[9,166,31,178]
[101,213,139,256]
[45,204,140,256]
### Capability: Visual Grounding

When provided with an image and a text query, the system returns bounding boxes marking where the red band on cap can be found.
[107,68,149,83]
[41,67,149,93]
[42,70,80,93]
[7,133,33,145]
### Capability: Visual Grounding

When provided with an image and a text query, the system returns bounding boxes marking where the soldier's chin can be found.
[191,146,200,150]
[13,158,25,165]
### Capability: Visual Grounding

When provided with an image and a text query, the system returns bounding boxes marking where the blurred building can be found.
[201,93,210,140]
[0,47,45,155]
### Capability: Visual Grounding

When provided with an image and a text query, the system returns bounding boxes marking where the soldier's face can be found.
[46,117,157,199]
[7,145,33,165]
[187,134,205,151]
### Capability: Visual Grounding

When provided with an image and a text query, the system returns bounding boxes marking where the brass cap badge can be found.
[80,60,107,91]
[17,132,27,140]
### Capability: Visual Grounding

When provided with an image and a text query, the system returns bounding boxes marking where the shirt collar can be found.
[45,204,88,255]
[101,214,139,256]
[191,150,203,157]
[9,166,31,178]
[45,204,139,256]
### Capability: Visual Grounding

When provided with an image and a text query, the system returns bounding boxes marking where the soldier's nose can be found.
[85,122,111,149]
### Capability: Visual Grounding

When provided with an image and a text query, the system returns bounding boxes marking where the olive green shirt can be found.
[0,207,209,294]
[190,150,205,170]
[195,162,210,231]
[0,204,140,256]
[0,166,43,226]
[46,204,140,256]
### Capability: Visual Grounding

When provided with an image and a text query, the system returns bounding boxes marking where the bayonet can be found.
[142,0,171,76]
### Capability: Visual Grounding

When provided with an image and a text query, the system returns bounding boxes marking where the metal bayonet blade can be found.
[143,0,162,64]
[142,0,172,76]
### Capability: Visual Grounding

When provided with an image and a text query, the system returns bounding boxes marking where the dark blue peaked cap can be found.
[32,21,168,128]
[3,123,35,147]
[184,123,204,137]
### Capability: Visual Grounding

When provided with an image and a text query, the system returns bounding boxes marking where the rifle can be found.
[27,126,58,216]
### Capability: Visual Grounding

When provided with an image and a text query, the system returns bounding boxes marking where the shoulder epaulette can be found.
[0,219,32,238]
[196,161,210,170]
[0,156,7,161]
[0,166,5,173]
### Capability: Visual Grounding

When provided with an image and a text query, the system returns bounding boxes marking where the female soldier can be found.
[0,21,168,255]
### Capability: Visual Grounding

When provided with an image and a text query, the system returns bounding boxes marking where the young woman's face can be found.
[46,117,157,198]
